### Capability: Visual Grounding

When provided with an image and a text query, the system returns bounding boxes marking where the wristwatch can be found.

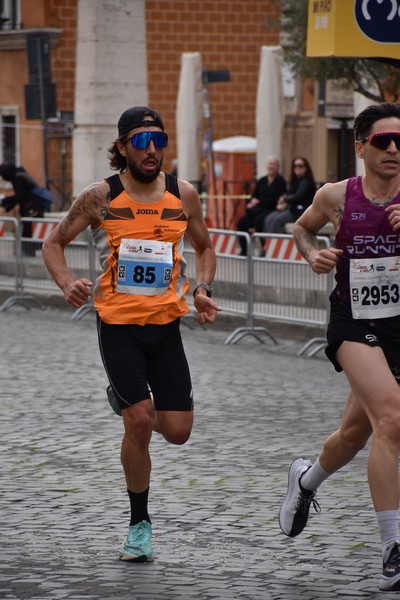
[193,283,213,298]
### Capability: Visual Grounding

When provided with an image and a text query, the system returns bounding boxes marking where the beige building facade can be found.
[0,0,360,210]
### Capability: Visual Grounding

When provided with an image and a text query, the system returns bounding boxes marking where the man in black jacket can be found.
[0,163,45,255]
[236,156,286,255]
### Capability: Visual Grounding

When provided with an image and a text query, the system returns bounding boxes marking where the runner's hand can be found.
[386,204,400,230]
[193,294,222,325]
[63,278,93,308]
[309,247,343,274]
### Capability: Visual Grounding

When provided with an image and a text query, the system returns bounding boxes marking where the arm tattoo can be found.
[297,230,320,253]
[59,184,110,236]
[294,230,320,264]
[332,205,343,226]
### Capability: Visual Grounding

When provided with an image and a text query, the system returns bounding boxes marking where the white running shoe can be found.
[379,541,400,591]
[279,458,320,537]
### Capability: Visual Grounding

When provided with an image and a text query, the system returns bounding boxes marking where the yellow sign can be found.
[307,0,400,58]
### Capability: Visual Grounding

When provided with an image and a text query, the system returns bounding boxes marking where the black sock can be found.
[128,488,151,526]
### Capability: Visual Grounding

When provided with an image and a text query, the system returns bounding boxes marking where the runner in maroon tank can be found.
[278,102,400,592]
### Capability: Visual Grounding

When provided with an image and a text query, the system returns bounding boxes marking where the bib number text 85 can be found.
[133,265,155,284]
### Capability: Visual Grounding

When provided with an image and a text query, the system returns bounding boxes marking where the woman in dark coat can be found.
[262,157,316,234]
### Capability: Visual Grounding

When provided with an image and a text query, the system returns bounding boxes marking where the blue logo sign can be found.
[354,0,400,43]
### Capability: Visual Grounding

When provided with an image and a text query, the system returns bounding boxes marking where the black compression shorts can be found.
[326,300,400,382]
[96,316,193,412]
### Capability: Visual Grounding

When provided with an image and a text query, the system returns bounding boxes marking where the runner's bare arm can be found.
[179,180,221,324]
[293,182,346,274]
[42,181,110,308]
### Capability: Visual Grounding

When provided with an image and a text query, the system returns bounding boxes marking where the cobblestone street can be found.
[0,306,383,599]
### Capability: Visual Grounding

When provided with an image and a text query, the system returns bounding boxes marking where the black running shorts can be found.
[96,316,193,412]
[326,300,400,382]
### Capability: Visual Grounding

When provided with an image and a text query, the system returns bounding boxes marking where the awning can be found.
[212,136,256,153]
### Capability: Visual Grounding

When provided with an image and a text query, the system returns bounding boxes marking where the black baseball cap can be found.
[117,106,164,138]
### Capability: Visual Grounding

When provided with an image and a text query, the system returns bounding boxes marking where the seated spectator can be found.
[262,157,316,235]
[237,156,286,255]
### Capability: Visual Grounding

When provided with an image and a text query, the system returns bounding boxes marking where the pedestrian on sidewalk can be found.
[42,105,221,563]
[278,102,400,592]
[0,163,45,256]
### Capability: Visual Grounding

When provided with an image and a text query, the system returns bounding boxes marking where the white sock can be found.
[300,457,332,492]
[376,510,399,557]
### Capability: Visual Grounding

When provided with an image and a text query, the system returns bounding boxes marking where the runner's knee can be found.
[123,407,153,445]
[158,416,193,445]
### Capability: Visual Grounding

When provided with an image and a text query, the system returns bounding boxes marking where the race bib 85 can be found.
[117,238,173,296]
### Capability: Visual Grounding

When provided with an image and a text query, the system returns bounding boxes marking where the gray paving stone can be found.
[0,307,386,599]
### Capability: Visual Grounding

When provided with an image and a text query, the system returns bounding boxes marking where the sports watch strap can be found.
[192,283,212,298]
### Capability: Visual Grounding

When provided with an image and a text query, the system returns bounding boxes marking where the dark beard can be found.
[127,158,163,184]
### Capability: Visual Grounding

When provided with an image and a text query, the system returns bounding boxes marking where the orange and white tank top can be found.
[92,173,189,325]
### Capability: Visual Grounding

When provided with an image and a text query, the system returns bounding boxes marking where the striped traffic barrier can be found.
[209,232,238,255]
[32,221,58,240]
[263,236,304,261]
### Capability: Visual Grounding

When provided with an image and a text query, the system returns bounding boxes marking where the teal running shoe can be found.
[120,520,153,562]
[107,385,122,417]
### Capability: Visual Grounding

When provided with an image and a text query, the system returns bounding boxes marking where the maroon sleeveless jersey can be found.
[333,176,400,309]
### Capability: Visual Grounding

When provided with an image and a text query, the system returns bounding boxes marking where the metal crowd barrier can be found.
[203,229,278,344]
[186,228,333,354]
[0,218,334,355]
[0,217,97,320]
[252,233,334,356]
[0,216,22,312]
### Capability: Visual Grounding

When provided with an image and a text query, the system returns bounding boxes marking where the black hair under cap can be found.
[118,106,164,138]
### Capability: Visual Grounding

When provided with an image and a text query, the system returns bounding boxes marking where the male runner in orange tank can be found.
[42,106,221,562]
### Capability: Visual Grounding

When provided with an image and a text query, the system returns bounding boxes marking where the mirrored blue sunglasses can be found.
[125,131,168,149]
